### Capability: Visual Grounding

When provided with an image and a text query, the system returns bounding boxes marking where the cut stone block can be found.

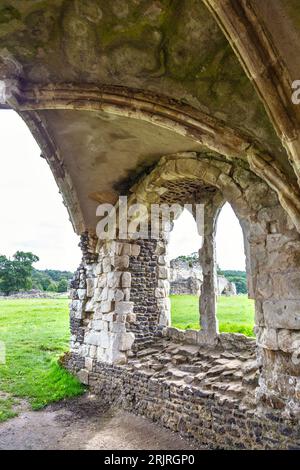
[256,327,278,350]
[103,256,111,273]
[100,300,112,313]
[77,289,87,300]
[86,278,96,297]
[117,332,135,351]
[122,272,131,288]
[85,298,97,312]
[115,301,134,314]
[277,329,300,354]
[158,266,168,279]
[131,244,141,257]
[112,255,130,269]
[107,271,122,289]
[263,300,300,330]
[78,368,89,385]
[85,357,94,371]
[114,289,124,301]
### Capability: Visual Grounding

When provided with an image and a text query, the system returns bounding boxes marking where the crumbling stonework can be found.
[66,153,300,448]
[170,257,236,296]
[66,336,300,450]
[2,0,300,450]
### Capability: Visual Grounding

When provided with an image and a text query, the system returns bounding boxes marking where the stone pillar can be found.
[70,235,143,370]
[245,202,300,418]
[198,206,219,339]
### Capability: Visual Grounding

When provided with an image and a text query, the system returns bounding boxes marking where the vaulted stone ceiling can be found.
[0,0,299,233]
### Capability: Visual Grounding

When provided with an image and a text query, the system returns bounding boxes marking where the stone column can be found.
[70,235,144,375]
[198,206,219,339]
[245,200,300,418]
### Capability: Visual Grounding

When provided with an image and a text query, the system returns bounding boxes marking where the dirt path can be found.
[0,394,199,450]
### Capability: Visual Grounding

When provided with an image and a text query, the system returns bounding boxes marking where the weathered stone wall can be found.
[68,155,300,444]
[244,195,300,418]
[129,153,300,416]
[169,257,236,296]
[127,238,170,351]
[66,340,300,450]
[170,277,200,295]
[70,236,139,365]
[70,234,171,362]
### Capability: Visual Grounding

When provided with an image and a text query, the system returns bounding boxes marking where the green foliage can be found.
[176,252,198,263]
[32,269,73,292]
[57,278,68,293]
[0,251,39,295]
[46,281,58,292]
[171,294,255,337]
[220,270,247,294]
[0,397,17,422]
[0,298,84,421]
[32,269,73,293]
[0,252,73,295]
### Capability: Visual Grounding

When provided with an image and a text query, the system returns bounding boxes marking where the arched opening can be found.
[215,203,255,337]
[0,110,83,421]
[168,202,255,337]
[0,110,81,271]
[168,208,203,331]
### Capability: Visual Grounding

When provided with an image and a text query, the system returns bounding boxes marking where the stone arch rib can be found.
[2,80,300,233]
[203,0,300,183]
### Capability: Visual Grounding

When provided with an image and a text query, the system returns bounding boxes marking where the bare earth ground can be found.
[0,394,199,450]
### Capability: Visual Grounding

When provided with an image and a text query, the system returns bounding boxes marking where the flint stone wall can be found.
[66,346,300,450]
[68,155,300,442]
[70,235,171,364]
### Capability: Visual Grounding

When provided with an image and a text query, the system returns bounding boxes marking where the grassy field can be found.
[0,295,254,422]
[0,298,83,422]
[171,294,255,337]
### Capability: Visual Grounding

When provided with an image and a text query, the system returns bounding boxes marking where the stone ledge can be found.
[162,327,256,352]
[65,346,300,450]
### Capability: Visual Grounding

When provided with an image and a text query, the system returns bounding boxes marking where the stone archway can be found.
[67,151,300,428]
[129,152,300,348]
[203,0,300,184]
[1,0,300,448]
[2,81,300,235]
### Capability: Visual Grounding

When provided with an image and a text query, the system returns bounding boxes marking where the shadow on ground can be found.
[0,394,200,450]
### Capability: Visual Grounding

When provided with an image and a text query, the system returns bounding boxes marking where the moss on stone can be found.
[286,0,300,29]
[0,5,21,24]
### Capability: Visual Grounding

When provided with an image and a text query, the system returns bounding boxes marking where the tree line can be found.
[0,251,73,296]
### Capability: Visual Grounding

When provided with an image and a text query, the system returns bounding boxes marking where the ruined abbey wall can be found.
[67,154,300,449]
[2,0,300,451]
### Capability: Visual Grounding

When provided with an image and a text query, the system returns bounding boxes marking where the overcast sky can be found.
[0,110,246,271]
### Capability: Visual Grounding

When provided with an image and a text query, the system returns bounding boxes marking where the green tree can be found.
[57,278,68,293]
[0,251,39,295]
[47,281,57,292]
[220,270,248,294]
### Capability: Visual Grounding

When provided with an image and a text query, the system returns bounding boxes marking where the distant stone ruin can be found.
[170,255,237,296]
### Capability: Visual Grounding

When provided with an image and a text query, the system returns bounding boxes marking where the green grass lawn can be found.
[0,295,254,423]
[0,298,84,422]
[171,294,255,337]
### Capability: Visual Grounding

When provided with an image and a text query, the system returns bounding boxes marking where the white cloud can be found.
[0,110,81,271]
[215,203,246,270]
[0,110,246,272]
[168,205,246,270]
